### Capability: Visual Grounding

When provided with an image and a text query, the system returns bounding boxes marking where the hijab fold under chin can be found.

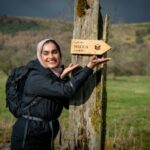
[51,67,63,77]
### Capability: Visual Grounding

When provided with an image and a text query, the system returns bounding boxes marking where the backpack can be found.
[6,65,31,118]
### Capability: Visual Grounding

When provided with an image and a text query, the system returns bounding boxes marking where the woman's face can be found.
[41,42,61,69]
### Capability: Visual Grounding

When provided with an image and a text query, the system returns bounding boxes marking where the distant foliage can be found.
[0,16,150,76]
[0,16,72,75]
[135,28,150,44]
[108,23,150,76]
[0,15,45,34]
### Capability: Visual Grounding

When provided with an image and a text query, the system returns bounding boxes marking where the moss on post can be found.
[91,82,102,134]
[77,0,89,17]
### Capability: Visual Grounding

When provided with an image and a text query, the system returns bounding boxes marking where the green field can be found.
[0,72,150,149]
[0,71,14,144]
[106,76,150,150]
[0,71,8,117]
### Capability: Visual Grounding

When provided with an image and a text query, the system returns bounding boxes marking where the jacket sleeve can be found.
[25,66,93,99]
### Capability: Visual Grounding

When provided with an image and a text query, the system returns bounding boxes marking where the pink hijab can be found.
[37,38,63,77]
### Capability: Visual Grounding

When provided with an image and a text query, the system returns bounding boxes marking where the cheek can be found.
[56,54,61,61]
[41,54,47,62]
[58,55,61,61]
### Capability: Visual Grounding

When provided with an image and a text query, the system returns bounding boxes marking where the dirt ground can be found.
[0,144,10,150]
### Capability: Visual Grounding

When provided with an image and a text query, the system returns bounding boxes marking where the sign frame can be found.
[71,39,112,55]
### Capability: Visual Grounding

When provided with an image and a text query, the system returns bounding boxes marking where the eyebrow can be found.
[42,48,58,51]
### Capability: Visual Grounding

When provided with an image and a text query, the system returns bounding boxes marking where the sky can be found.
[0,0,150,23]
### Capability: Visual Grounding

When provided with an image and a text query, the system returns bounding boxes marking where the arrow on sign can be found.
[71,39,112,55]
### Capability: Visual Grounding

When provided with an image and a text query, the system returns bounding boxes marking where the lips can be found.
[47,59,57,64]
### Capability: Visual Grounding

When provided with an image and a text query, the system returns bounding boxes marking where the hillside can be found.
[0,16,73,74]
[108,22,150,76]
[0,15,150,75]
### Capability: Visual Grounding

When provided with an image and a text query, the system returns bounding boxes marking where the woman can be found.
[11,38,111,150]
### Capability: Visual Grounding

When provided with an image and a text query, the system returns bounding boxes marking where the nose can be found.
[48,53,54,59]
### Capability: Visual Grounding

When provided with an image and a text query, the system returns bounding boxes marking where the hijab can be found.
[37,38,63,77]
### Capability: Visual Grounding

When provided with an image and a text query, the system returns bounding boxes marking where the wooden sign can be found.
[71,39,111,55]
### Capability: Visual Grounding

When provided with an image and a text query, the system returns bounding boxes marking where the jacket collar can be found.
[27,59,53,76]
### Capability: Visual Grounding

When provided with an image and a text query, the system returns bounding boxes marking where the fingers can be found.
[92,57,112,63]
[61,64,79,79]
[68,63,74,67]
[66,64,79,72]
[68,63,79,68]
[90,55,97,62]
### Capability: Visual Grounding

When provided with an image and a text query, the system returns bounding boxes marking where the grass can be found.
[106,76,150,150]
[0,71,8,117]
[0,72,150,149]
[0,71,15,144]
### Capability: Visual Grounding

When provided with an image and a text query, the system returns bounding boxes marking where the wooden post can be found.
[100,14,110,150]
[68,0,110,149]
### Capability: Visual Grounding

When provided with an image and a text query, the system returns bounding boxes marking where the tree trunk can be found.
[68,0,108,149]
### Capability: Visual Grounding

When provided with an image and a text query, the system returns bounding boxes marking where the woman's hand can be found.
[60,63,79,79]
[87,55,112,69]
[60,55,111,78]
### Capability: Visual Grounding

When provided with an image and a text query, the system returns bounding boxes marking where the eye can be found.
[42,51,49,55]
[52,49,59,54]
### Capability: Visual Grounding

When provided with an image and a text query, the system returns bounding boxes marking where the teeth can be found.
[48,60,56,63]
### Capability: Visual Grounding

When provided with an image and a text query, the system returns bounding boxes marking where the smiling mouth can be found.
[47,60,57,64]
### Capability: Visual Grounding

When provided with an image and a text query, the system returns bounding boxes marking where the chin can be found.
[48,65,59,69]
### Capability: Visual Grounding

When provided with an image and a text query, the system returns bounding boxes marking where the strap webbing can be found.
[49,121,54,150]
[22,115,55,150]
[22,115,43,121]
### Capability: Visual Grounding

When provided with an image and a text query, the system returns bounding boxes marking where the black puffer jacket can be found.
[22,59,93,118]
[22,59,70,120]
[11,59,93,150]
